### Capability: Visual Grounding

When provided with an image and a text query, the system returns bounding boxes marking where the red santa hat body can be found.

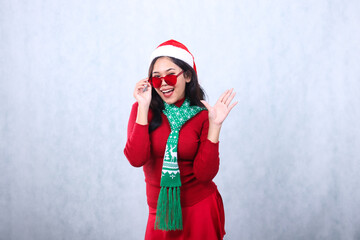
[150,39,197,73]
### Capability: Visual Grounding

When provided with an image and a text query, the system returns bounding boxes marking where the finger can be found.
[200,100,211,110]
[136,86,146,96]
[136,80,150,91]
[143,82,152,92]
[136,79,148,87]
[136,78,149,87]
[135,84,145,93]
[222,88,234,103]
[142,81,150,90]
[225,91,236,106]
[218,89,230,103]
[228,101,238,112]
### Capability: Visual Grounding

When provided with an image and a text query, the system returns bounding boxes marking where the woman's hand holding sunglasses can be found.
[134,78,152,108]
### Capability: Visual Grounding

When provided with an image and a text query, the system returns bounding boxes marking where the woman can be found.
[124,40,237,239]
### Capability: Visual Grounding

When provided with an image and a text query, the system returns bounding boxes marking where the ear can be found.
[184,71,192,83]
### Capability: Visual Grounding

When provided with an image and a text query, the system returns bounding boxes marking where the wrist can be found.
[209,121,222,130]
[136,104,149,125]
[138,103,150,111]
[207,122,222,143]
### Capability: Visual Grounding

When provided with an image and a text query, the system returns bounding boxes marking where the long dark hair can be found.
[148,56,206,132]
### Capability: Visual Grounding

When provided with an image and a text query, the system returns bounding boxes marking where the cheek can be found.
[175,79,186,91]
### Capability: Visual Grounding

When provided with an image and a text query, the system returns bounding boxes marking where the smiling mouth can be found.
[161,88,174,97]
[161,89,174,93]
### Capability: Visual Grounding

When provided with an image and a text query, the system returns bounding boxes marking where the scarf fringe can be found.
[154,186,183,231]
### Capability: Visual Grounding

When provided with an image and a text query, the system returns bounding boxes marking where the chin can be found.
[162,97,177,105]
[158,92,181,105]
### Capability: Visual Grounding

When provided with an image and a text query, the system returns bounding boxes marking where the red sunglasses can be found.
[150,70,184,88]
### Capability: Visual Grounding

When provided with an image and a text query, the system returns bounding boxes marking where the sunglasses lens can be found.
[164,75,177,86]
[151,77,162,88]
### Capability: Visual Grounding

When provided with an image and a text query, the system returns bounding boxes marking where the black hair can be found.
[148,56,206,132]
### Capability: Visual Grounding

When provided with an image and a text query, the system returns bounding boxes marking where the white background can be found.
[1,0,360,239]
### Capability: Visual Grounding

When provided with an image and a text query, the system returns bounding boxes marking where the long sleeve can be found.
[193,116,220,182]
[124,102,151,167]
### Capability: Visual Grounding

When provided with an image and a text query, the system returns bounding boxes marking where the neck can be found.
[174,97,186,107]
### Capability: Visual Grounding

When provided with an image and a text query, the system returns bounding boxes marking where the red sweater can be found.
[124,99,220,209]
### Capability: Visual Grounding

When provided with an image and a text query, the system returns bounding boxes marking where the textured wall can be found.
[1,0,360,239]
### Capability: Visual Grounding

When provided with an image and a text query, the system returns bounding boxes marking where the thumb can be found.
[200,100,211,110]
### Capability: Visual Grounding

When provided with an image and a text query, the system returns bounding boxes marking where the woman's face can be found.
[152,57,191,105]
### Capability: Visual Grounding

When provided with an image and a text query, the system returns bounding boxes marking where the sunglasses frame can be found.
[150,70,184,88]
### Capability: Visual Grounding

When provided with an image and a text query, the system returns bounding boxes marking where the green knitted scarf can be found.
[154,98,205,231]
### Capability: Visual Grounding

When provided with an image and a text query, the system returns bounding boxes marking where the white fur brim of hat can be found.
[150,45,194,68]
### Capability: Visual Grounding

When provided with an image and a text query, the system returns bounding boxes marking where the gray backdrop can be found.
[1,0,360,239]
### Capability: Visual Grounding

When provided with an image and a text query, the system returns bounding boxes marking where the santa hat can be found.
[150,39,197,73]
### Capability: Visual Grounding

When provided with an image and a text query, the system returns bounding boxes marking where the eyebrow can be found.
[152,68,176,74]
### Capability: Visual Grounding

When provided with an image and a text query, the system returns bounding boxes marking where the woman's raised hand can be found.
[134,78,152,108]
[201,89,238,126]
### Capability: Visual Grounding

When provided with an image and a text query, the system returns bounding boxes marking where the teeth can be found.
[162,89,173,93]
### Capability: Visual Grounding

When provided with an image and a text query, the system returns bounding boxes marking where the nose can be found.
[160,77,167,86]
